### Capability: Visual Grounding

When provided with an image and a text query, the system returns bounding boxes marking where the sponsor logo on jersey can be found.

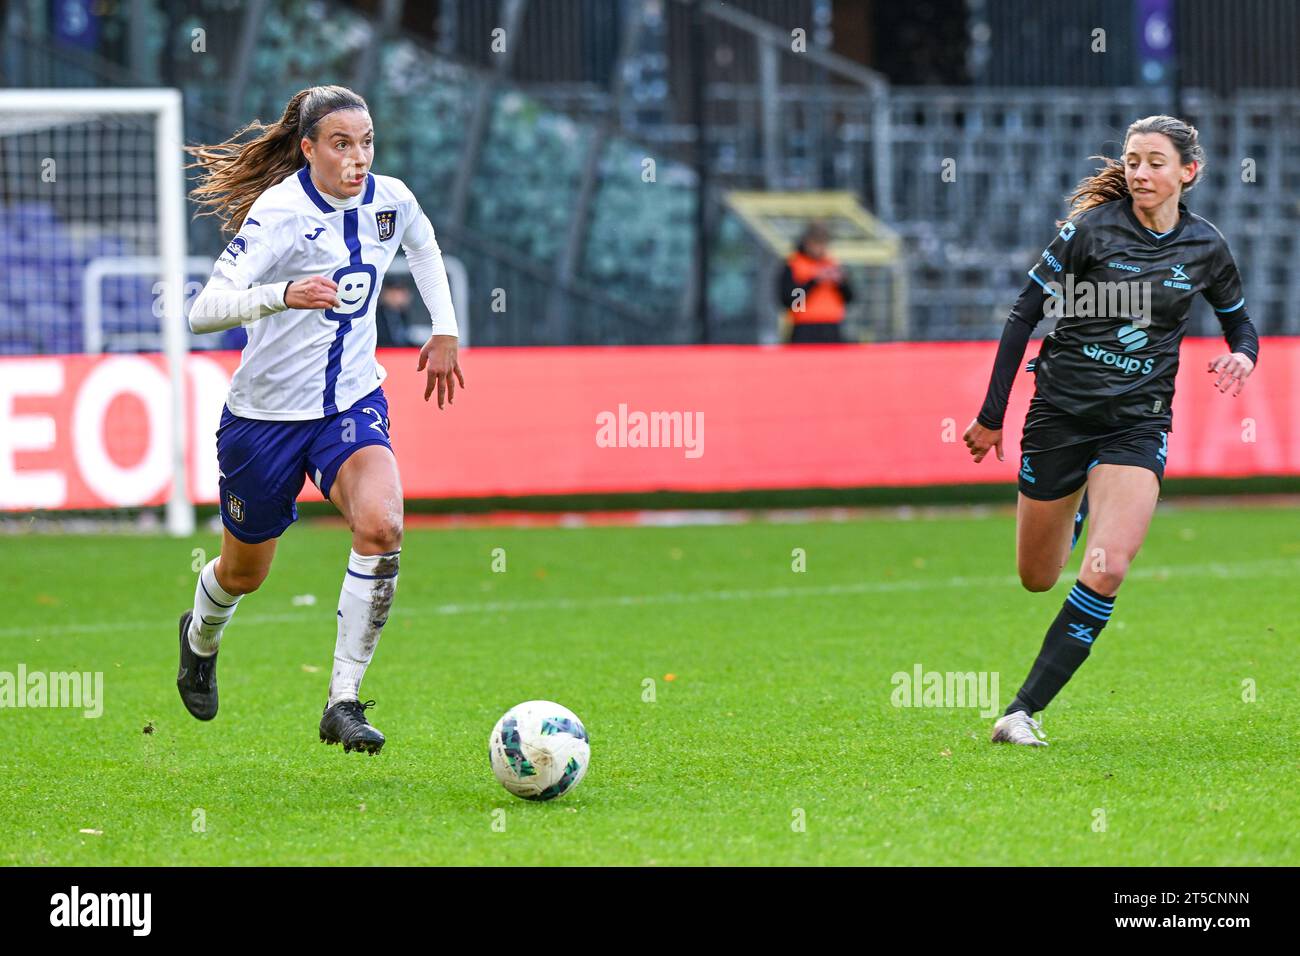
[375,208,396,241]
[223,235,248,260]
[226,492,245,523]
[1163,263,1192,290]
[1081,325,1156,376]
[1058,221,1076,242]
[1116,323,1148,351]
[324,264,378,321]
[1107,261,1141,272]
[303,226,325,241]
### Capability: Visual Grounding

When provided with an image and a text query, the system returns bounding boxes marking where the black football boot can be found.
[319,699,385,754]
[176,610,218,720]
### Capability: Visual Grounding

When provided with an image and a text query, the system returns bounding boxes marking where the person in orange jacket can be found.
[777,221,855,343]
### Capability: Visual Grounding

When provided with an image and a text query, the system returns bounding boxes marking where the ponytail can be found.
[186,85,368,235]
[1058,114,1206,226]
[1058,156,1130,226]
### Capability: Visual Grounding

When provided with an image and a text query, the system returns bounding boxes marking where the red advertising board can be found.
[1,340,1294,510]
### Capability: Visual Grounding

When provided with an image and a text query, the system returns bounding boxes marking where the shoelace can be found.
[340,699,377,722]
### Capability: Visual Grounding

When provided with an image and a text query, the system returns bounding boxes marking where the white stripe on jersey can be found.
[213,168,434,420]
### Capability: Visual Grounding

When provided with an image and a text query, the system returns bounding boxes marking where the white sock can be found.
[190,558,241,657]
[328,548,400,706]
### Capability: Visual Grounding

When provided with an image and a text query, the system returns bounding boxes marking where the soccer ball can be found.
[488,701,590,801]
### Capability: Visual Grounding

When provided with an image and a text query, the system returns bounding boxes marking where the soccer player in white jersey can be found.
[177,85,465,754]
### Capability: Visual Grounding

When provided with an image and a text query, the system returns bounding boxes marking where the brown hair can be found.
[186,85,369,235]
[1058,114,1207,225]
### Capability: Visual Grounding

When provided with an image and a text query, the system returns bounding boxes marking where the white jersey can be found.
[213,168,435,420]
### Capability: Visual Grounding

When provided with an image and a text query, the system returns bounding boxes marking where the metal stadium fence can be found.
[2,0,1298,349]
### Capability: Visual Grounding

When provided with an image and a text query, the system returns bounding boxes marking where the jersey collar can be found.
[297,166,376,212]
[1124,198,1189,246]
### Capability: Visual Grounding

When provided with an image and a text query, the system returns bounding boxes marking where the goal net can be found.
[0,89,192,535]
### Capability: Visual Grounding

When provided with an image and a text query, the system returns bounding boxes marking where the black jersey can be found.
[978,198,1259,432]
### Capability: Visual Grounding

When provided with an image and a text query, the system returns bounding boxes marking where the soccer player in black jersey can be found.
[962,115,1260,746]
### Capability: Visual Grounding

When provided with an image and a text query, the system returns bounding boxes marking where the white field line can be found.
[3,556,1297,641]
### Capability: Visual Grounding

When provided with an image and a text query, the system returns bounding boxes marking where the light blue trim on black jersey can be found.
[1028,270,1062,296]
[1214,297,1246,314]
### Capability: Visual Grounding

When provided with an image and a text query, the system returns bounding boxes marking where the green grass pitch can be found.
[1,502,1296,865]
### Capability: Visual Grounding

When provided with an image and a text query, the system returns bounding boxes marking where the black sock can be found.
[1006,579,1115,716]
[1071,491,1090,549]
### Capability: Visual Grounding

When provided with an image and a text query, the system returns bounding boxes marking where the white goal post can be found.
[0,89,192,535]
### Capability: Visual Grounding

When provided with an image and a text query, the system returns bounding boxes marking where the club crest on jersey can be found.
[375,208,396,241]
[226,492,245,524]
[1163,263,1192,290]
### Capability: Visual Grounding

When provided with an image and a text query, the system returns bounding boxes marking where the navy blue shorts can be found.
[1018,395,1168,501]
[216,386,393,543]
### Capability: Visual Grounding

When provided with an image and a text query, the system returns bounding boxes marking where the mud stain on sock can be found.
[364,554,399,644]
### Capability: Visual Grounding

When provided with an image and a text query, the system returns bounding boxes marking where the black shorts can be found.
[1017,395,1168,501]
